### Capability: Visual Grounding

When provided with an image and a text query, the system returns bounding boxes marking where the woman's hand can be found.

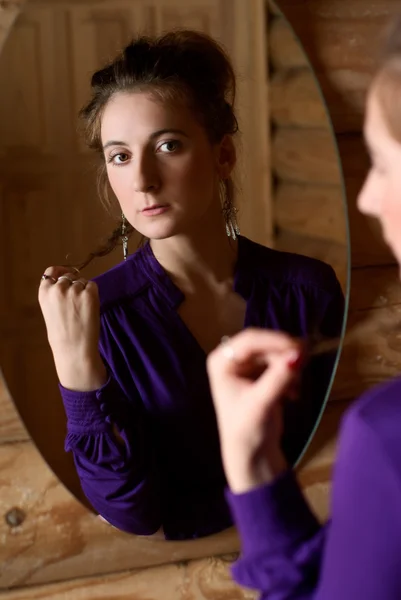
[38,266,107,391]
[207,328,303,493]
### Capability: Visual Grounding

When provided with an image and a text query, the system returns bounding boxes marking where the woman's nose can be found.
[357,174,381,217]
[132,153,160,193]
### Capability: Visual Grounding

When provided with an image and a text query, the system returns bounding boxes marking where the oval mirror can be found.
[0,0,349,544]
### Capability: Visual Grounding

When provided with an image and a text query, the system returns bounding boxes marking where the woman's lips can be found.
[142,205,170,216]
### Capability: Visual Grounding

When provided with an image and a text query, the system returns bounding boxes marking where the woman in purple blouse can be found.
[207,17,401,599]
[38,30,344,541]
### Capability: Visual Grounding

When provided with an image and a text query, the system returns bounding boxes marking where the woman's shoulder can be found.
[91,246,150,312]
[342,377,401,468]
[239,236,341,294]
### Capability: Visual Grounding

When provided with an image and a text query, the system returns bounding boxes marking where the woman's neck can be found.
[150,221,238,295]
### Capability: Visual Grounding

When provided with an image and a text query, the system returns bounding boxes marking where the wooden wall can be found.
[1,0,401,598]
[273,0,401,406]
[269,2,348,291]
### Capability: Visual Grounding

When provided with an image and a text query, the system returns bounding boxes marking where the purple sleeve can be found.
[60,375,162,535]
[226,410,401,599]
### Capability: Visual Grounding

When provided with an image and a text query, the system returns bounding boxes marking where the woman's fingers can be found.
[250,350,297,405]
[39,266,78,293]
[71,277,88,291]
[207,328,303,419]
[208,328,302,377]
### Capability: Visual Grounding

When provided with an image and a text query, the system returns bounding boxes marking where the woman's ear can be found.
[215,135,236,179]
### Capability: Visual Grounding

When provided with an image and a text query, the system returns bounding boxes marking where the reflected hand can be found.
[38,266,107,391]
[207,328,303,493]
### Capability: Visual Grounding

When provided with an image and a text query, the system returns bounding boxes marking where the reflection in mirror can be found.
[269,1,349,291]
[0,0,348,543]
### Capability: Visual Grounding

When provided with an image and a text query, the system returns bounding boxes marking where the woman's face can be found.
[358,87,401,267]
[100,91,235,240]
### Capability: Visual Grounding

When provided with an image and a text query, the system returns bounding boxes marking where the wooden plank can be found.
[0,426,338,591]
[288,0,401,18]
[269,16,309,70]
[275,0,401,134]
[0,565,186,600]
[0,559,256,600]
[270,69,330,129]
[350,265,401,310]
[274,182,347,244]
[184,557,257,600]
[272,128,342,185]
[0,439,242,589]
[274,131,395,268]
[331,265,401,403]
[268,16,368,133]
[332,303,401,401]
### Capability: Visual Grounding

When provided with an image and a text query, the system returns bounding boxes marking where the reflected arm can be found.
[226,406,401,599]
[60,374,162,536]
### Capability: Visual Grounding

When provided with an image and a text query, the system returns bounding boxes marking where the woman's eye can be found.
[159,140,180,153]
[109,153,129,165]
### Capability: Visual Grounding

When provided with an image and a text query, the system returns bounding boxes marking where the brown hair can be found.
[77,30,239,270]
[372,14,401,143]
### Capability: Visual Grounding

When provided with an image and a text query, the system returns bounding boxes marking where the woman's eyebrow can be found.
[102,129,189,151]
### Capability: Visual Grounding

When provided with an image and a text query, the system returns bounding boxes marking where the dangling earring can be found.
[219,180,240,241]
[121,213,129,261]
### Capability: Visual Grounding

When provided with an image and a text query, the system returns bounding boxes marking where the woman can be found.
[38,30,344,541]
[207,16,401,599]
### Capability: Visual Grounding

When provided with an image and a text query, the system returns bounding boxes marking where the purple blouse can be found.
[227,378,401,599]
[60,235,344,540]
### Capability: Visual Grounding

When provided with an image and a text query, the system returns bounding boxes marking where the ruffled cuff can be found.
[59,375,119,433]
[225,470,320,556]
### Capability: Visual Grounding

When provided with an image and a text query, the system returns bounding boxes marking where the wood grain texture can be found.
[332,303,401,401]
[275,0,400,136]
[0,440,241,589]
[268,6,392,268]
[331,265,401,401]
[274,182,347,244]
[272,128,342,185]
[268,15,368,133]
[0,405,343,591]
[269,16,309,70]
[270,69,330,128]
[350,265,401,310]
[0,558,257,599]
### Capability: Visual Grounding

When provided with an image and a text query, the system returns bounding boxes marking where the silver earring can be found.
[220,180,240,241]
[121,213,129,261]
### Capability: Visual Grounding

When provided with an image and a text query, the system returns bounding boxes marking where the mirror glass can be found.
[0,0,349,543]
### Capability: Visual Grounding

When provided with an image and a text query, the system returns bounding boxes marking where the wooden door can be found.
[0,0,270,504]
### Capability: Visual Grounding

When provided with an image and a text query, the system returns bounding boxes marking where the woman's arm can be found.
[227,407,401,600]
[39,267,162,535]
[61,374,162,536]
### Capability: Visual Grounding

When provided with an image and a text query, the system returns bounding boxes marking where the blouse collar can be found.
[137,235,253,310]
